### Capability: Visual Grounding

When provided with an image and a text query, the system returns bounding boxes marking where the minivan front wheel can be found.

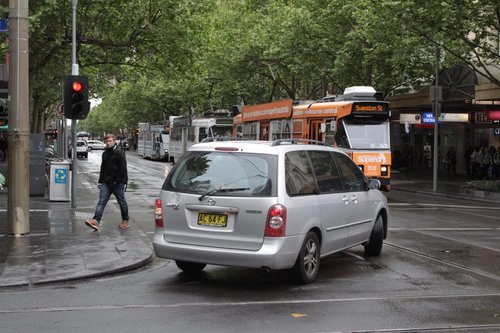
[293,232,320,284]
[175,260,206,273]
[364,214,384,256]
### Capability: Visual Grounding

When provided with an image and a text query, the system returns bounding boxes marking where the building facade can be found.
[388,64,500,175]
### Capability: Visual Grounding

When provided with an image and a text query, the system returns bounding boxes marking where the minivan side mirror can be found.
[368,179,381,190]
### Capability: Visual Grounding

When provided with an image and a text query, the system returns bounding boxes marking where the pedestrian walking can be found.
[0,134,7,161]
[479,146,492,180]
[471,146,481,180]
[423,142,432,168]
[464,146,473,177]
[402,144,413,172]
[446,146,457,176]
[85,134,129,231]
[494,147,500,180]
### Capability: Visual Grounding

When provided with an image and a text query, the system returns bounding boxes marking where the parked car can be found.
[115,138,130,150]
[153,139,389,283]
[87,140,106,151]
[68,140,88,159]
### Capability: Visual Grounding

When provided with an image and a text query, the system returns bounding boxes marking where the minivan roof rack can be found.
[271,139,327,146]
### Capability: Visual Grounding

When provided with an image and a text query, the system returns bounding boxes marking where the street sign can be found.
[55,103,64,120]
[56,102,64,116]
[0,19,7,32]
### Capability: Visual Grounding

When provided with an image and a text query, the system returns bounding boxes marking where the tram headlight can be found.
[381,165,388,176]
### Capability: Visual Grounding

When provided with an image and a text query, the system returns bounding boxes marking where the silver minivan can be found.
[153,140,389,283]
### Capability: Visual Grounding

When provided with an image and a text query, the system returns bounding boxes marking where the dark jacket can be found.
[98,145,128,184]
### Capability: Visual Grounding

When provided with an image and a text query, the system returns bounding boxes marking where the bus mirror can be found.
[320,123,326,133]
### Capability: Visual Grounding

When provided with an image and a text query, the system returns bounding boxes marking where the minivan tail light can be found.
[155,198,164,228]
[265,204,287,237]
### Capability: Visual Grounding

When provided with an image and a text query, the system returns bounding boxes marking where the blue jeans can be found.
[93,183,129,223]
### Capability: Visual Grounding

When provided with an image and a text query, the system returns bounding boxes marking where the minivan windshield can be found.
[164,151,277,197]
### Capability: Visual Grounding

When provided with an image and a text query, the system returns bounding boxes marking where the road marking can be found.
[390,227,493,231]
[0,209,49,212]
[389,203,500,210]
[0,292,499,314]
[74,211,93,219]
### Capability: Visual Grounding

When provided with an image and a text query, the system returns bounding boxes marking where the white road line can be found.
[389,203,500,210]
[0,209,49,212]
[0,292,499,314]
[390,228,493,231]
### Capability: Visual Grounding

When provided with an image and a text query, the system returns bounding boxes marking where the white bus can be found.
[168,116,233,163]
[137,123,170,161]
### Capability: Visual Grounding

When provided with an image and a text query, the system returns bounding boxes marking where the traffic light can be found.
[64,75,90,119]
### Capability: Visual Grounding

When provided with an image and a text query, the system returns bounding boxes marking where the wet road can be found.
[1,150,500,332]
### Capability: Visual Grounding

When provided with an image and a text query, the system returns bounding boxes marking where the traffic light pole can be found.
[70,0,78,208]
[7,0,30,235]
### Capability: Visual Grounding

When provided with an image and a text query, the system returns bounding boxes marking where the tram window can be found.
[335,121,350,148]
[199,127,208,141]
[325,119,336,146]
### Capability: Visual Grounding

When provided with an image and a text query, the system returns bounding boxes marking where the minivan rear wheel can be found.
[364,214,384,256]
[175,260,206,273]
[293,232,320,284]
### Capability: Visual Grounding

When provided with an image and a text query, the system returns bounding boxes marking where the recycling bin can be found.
[49,160,71,201]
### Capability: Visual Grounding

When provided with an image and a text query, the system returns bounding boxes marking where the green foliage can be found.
[470,180,500,192]
[20,0,500,134]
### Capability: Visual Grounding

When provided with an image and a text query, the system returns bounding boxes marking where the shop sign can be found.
[399,113,421,124]
[415,124,435,129]
[422,112,435,123]
[494,128,500,136]
[438,113,469,122]
[423,112,468,123]
[487,110,500,121]
[475,112,491,124]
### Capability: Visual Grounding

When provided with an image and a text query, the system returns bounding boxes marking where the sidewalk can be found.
[0,161,153,288]
[391,167,500,203]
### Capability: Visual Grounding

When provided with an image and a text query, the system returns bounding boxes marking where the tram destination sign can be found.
[352,102,389,116]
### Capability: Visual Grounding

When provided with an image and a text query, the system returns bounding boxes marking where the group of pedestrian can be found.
[0,134,7,161]
[468,145,500,180]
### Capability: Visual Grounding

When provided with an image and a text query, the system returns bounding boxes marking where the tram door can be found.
[260,124,270,141]
[310,120,324,142]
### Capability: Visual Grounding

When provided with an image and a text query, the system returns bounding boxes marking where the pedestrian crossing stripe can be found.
[54,168,67,184]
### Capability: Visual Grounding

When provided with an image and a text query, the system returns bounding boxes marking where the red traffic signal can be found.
[64,75,90,120]
[72,81,83,93]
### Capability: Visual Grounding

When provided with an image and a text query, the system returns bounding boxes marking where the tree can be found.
[28,0,199,133]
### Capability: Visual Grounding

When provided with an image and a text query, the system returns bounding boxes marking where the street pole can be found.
[432,46,440,192]
[70,0,79,208]
[7,0,30,235]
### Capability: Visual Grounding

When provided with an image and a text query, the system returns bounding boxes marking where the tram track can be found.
[332,323,500,332]
[385,241,500,282]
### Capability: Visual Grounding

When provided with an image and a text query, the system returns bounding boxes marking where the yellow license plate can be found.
[197,213,228,227]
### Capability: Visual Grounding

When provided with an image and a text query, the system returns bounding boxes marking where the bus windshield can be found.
[343,118,390,149]
[211,126,233,138]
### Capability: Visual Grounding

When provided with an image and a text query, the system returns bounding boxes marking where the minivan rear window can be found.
[163,152,277,197]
